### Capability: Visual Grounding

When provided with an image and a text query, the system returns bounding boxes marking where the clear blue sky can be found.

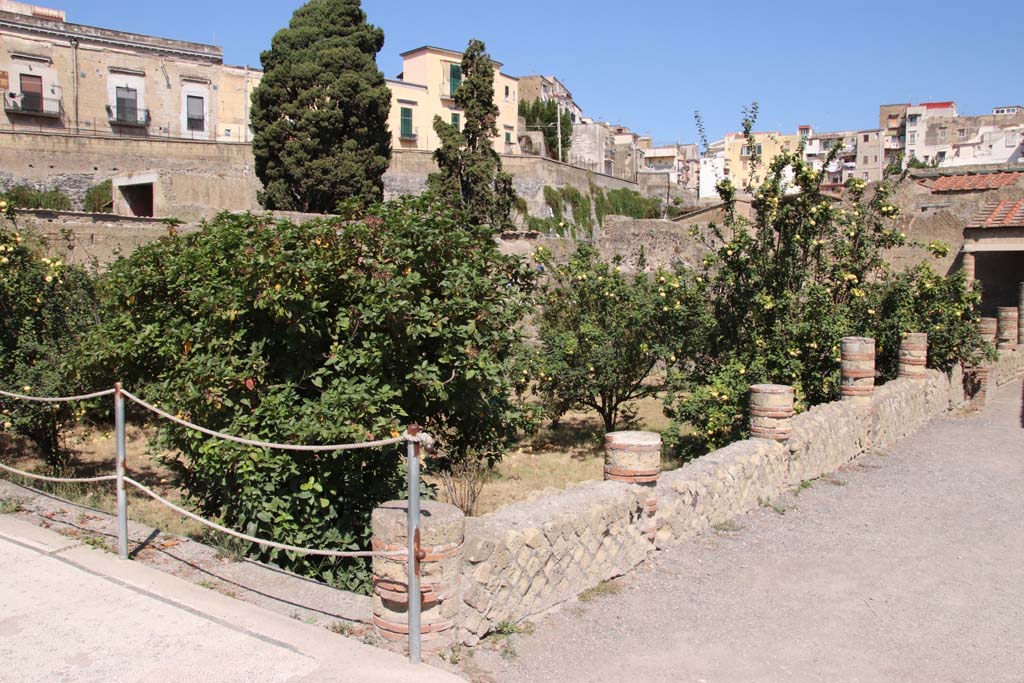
[53,0,1024,146]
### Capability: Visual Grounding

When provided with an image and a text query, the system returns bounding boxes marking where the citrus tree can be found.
[78,197,536,590]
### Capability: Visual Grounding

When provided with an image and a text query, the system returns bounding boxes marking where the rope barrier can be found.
[0,388,116,403]
[122,477,406,558]
[120,389,408,452]
[0,461,117,484]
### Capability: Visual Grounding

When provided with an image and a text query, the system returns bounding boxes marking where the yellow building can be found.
[386,46,519,154]
[722,130,803,189]
[0,1,259,142]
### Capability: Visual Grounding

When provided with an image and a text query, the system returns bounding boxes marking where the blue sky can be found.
[53,0,1024,145]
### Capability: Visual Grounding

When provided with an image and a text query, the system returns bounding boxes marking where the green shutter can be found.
[505,132,511,143]
[451,113,460,129]
[400,107,413,138]
[449,64,462,96]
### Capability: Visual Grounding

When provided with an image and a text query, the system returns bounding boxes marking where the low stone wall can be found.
[454,354,1019,645]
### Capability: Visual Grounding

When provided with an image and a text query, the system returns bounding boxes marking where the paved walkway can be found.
[474,379,1024,683]
[0,517,459,682]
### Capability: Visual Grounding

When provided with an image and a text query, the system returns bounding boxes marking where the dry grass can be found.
[0,424,204,538]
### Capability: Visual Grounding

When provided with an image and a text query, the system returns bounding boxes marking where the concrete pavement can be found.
[0,516,462,683]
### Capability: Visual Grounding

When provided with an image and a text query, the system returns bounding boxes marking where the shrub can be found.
[0,202,98,468]
[663,111,983,460]
[591,185,661,226]
[1,186,72,211]
[83,180,113,213]
[78,197,536,590]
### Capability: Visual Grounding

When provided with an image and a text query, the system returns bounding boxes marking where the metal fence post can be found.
[406,425,422,664]
[114,382,129,560]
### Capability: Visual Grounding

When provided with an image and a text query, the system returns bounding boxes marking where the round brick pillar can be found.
[749,384,795,441]
[841,336,876,405]
[967,366,992,408]
[978,317,998,346]
[997,307,1018,350]
[604,431,661,484]
[1018,283,1024,347]
[962,251,975,287]
[898,332,928,379]
[371,500,464,651]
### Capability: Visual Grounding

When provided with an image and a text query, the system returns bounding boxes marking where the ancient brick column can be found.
[898,332,928,379]
[978,317,998,346]
[604,431,661,485]
[997,307,1018,350]
[841,336,876,405]
[967,366,992,408]
[749,384,795,442]
[371,500,464,651]
[1019,283,1024,347]
[962,251,975,287]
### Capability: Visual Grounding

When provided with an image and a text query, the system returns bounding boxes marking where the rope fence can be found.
[0,381,431,662]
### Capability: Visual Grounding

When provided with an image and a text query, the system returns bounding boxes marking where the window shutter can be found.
[449,64,461,96]
[400,107,413,137]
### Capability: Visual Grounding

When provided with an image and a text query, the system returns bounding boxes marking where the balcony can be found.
[438,80,458,100]
[3,91,62,118]
[398,127,419,146]
[106,105,150,127]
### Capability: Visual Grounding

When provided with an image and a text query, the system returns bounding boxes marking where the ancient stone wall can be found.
[454,353,1019,644]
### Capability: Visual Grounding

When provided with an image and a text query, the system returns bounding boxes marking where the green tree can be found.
[427,39,515,231]
[663,109,983,459]
[0,201,98,468]
[518,98,572,161]
[250,0,391,213]
[535,245,706,432]
[77,198,536,590]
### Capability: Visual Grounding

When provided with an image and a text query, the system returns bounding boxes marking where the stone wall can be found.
[455,353,1020,645]
[384,150,640,223]
[0,131,261,220]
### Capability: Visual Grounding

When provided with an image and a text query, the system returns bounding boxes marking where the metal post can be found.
[406,425,422,664]
[114,382,129,560]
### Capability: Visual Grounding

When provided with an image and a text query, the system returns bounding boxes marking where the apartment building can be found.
[518,74,584,122]
[638,142,699,190]
[385,46,519,155]
[904,101,957,164]
[879,104,908,168]
[0,2,260,142]
[566,117,615,175]
[916,108,1024,168]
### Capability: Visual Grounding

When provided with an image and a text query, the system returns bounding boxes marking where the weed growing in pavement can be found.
[579,580,622,602]
[0,497,20,514]
[712,520,743,533]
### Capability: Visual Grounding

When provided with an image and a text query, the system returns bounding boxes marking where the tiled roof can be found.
[931,171,1023,192]
[923,101,955,109]
[967,199,1024,229]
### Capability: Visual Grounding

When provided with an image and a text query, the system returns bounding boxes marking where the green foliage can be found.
[534,245,705,432]
[1,186,72,211]
[250,0,391,212]
[513,196,529,217]
[543,186,563,221]
[518,98,572,160]
[427,39,515,231]
[78,198,536,590]
[0,207,98,468]
[540,186,593,237]
[559,186,593,234]
[664,105,983,460]
[83,180,113,214]
[590,185,661,226]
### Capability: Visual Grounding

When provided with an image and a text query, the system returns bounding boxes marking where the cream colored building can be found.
[0,2,260,142]
[719,130,803,190]
[385,46,519,154]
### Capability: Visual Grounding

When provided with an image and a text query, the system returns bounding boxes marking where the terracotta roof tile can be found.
[967,199,1024,229]
[931,171,1023,193]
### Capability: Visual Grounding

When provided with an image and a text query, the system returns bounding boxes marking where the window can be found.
[740,144,762,156]
[186,95,204,132]
[907,114,920,126]
[936,151,946,162]
[450,112,460,129]
[400,107,414,138]
[504,85,510,101]
[863,134,869,142]
[958,128,966,140]
[505,131,511,143]
[448,64,461,96]
[116,86,138,122]
[908,131,917,144]
[873,155,878,163]
[938,128,946,143]
[19,73,42,112]
[862,172,869,179]
[862,156,868,164]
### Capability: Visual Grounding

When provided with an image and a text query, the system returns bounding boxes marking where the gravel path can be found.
[470,379,1024,683]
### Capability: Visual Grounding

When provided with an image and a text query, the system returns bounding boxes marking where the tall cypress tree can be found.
[427,39,515,231]
[250,0,391,213]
